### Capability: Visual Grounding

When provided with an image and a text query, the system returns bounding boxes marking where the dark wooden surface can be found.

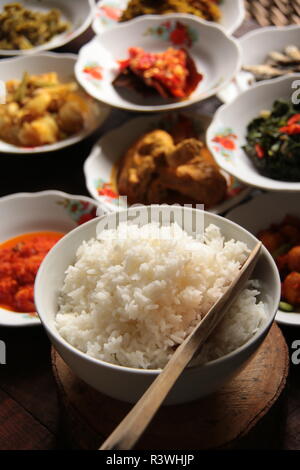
[0,18,300,450]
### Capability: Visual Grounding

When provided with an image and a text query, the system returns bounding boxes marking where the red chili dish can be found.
[113,46,203,99]
[0,231,64,314]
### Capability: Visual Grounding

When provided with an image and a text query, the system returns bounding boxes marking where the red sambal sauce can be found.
[118,47,203,98]
[0,231,64,314]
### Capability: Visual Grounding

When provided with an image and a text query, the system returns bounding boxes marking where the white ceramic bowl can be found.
[35,205,280,405]
[75,14,241,112]
[218,24,300,104]
[0,190,99,327]
[0,0,94,56]
[84,111,251,214]
[226,192,300,327]
[92,0,245,35]
[207,74,300,192]
[0,53,110,154]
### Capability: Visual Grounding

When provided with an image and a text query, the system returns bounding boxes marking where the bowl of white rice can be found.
[35,205,280,405]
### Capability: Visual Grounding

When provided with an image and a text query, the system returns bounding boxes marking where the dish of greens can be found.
[243,100,300,181]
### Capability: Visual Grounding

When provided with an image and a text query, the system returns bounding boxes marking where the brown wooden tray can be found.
[52,322,289,450]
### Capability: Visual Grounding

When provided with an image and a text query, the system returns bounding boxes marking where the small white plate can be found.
[218,24,300,104]
[0,190,100,327]
[0,0,94,56]
[207,74,300,192]
[76,14,241,112]
[0,53,110,154]
[226,192,300,327]
[92,0,245,36]
[84,112,250,214]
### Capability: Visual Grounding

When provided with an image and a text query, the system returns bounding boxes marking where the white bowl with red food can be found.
[75,13,241,112]
[0,190,100,327]
[226,192,300,327]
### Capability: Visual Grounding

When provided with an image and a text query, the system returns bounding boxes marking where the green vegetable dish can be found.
[243,100,300,181]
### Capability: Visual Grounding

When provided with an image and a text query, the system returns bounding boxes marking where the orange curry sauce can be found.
[0,231,64,315]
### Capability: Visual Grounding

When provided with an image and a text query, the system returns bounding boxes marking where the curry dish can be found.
[117,120,227,208]
[0,72,93,147]
[120,0,222,23]
[0,2,69,50]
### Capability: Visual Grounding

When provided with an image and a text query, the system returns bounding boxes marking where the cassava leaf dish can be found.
[243,100,300,181]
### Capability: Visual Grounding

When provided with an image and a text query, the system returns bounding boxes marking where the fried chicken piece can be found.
[117,126,227,207]
[166,138,203,167]
[157,156,227,207]
[117,129,174,204]
[146,178,168,204]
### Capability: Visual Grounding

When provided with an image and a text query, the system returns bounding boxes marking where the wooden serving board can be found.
[52,323,289,450]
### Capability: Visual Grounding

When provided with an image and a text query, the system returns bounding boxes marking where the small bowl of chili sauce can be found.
[0,190,99,326]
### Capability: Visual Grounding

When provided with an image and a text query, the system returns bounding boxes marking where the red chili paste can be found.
[0,231,64,314]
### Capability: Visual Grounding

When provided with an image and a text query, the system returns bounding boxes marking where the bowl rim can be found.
[0,0,95,56]
[35,205,281,376]
[92,0,245,35]
[207,73,300,192]
[0,52,111,155]
[76,12,242,112]
[239,23,300,49]
[0,189,101,206]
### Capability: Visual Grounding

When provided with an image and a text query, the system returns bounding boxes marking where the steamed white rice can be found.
[56,223,267,369]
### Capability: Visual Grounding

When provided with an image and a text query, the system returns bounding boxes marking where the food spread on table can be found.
[0,7,298,331]
[243,100,300,181]
[243,45,300,81]
[113,47,202,99]
[258,215,300,312]
[0,2,69,50]
[120,0,222,23]
[0,72,94,147]
[1,0,300,451]
[0,231,64,314]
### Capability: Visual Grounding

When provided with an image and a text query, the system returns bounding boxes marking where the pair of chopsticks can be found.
[99,241,262,450]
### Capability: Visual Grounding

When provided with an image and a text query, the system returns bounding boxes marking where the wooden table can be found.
[0,21,300,451]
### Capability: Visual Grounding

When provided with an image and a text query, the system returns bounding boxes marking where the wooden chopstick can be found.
[99,241,262,451]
